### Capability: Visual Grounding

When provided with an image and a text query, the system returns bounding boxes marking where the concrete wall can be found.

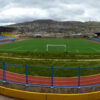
[0,86,100,100]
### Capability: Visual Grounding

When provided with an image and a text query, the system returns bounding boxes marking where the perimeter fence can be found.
[0,62,100,88]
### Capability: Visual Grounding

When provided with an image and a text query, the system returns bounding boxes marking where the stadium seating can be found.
[88,37,100,42]
[6,36,16,40]
[1,33,18,38]
[0,36,4,39]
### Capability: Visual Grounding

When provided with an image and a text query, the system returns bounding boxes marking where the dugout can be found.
[34,34,42,38]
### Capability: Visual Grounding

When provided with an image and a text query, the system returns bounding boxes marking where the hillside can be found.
[7,20,100,37]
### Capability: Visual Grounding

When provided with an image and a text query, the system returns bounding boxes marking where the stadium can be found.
[1,26,100,99]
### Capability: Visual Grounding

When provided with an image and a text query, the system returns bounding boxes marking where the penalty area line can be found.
[91,48,100,52]
[8,46,24,50]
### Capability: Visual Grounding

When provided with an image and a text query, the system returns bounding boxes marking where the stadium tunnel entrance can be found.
[95,33,100,37]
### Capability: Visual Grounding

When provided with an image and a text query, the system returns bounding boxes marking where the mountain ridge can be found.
[6,19,100,36]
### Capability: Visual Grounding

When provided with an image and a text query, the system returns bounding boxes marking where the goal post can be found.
[46,44,67,52]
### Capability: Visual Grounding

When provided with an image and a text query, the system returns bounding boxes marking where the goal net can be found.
[46,44,67,52]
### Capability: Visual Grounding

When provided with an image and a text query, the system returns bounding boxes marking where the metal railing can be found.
[0,62,100,88]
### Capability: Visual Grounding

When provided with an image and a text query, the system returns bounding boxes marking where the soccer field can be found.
[0,38,100,53]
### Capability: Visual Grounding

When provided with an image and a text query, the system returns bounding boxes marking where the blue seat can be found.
[0,36,3,39]
[88,37,100,42]
[6,36,16,39]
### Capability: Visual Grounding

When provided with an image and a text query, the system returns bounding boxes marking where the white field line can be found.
[0,48,29,52]
[10,50,27,51]
[34,49,38,52]
[0,48,8,50]
[8,46,24,50]
[91,48,100,52]
[76,49,79,53]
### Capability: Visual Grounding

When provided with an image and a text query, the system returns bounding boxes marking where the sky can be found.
[0,0,99,25]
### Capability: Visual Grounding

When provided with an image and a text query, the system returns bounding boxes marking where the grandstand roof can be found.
[0,26,15,32]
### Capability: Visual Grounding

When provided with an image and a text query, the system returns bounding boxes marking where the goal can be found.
[46,44,67,52]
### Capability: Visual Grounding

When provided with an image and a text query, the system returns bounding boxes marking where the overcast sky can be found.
[0,0,99,25]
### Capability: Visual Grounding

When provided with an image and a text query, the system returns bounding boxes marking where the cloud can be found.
[0,0,99,25]
[0,7,49,22]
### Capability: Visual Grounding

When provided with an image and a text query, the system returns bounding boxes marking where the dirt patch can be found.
[0,55,100,62]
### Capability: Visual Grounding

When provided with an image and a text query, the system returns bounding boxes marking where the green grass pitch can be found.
[0,38,100,77]
[0,38,100,53]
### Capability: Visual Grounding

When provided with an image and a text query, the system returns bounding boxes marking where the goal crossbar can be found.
[47,44,66,46]
[46,44,67,52]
